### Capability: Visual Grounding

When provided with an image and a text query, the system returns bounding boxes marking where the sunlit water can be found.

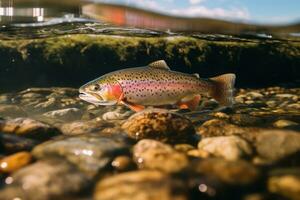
[0,0,299,40]
[0,1,300,200]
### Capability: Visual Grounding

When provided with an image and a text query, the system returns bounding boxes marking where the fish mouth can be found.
[79,92,117,106]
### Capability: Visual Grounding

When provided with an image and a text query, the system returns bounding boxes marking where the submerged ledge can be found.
[0,35,299,92]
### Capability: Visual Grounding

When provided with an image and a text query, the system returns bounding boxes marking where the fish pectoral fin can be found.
[177,95,201,110]
[148,60,170,70]
[120,100,145,112]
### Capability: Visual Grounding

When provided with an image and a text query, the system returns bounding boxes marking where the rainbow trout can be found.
[79,60,236,112]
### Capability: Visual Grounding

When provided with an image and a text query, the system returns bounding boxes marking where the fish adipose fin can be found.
[177,95,201,110]
[209,73,236,106]
[148,60,170,70]
[120,100,145,112]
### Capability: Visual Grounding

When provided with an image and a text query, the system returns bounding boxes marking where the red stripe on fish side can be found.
[111,84,123,101]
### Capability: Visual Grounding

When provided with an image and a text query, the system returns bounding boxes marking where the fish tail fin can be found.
[209,73,236,106]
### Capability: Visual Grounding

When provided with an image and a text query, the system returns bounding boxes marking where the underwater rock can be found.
[32,135,131,177]
[0,118,60,140]
[102,108,132,120]
[33,97,58,111]
[60,119,116,135]
[0,104,27,118]
[94,170,187,200]
[255,130,300,162]
[287,103,300,110]
[187,149,211,159]
[230,114,265,126]
[275,93,298,100]
[185,158,261,200]
[198,136,253,161]
[0,158,89,200]
[0,133,38,154]
[174,144,195,153]
[133,139,188,173]
[43,108,83,121]
[268,168,300,200]
[242,193,287,200]
[21,92,44,99]
[0,94,13,104]
[111,155,135,171]
[122,109,195,142]
[19,88,85,114]
[272,119,299,128]
[188,158,260,185]
[19,88,54,95]
[1,35,300,91]
[211,112,230,120]
[197,119,249,138]
[0,151,32,173]
[246,92,264,100]
[235,94,247,104]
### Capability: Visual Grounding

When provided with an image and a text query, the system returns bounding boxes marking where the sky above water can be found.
[98,0,300,24]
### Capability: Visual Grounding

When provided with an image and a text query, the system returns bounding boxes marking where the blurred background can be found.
[0,0,299,91]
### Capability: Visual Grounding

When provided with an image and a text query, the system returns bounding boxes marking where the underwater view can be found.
[0,0,300,199]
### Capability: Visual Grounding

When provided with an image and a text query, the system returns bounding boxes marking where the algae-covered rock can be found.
[0,35,299,92]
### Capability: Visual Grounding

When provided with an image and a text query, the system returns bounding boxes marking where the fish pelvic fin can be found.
[120,100,145,112]
[177,95,201,110]
[209,73,236,107]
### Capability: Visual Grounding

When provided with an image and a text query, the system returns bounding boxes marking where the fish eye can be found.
[90,84,100,91]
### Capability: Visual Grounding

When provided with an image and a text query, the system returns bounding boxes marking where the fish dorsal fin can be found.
[193,73,200,78]
[148,60,170,70]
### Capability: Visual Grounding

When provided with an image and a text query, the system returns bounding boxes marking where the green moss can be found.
[0,35,299,91]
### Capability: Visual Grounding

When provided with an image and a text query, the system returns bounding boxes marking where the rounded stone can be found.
[197,119,246,138]
[122,109,195,142]
[268,168,300,200]
[102,109,132,120]
[189,158,260,185]
[256,130,300,162]
[230,114,264,126]
[247,92,264,100]
[0,158,89,200]
[111,156,134,171]
[133,139,188,173]
[212,112,230,120]
[0,118,60,140]
[198,136,253,161]
[94,170,187,200]
[174,144,195,153]
[32,135,131,177]
[273,119,299,128]
[187,149,211,158]
[59,120,115,135]
[43,108,83,121]
[0,151,32,173]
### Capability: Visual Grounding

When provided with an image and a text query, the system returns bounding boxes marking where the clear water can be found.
[0,1,300,200]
